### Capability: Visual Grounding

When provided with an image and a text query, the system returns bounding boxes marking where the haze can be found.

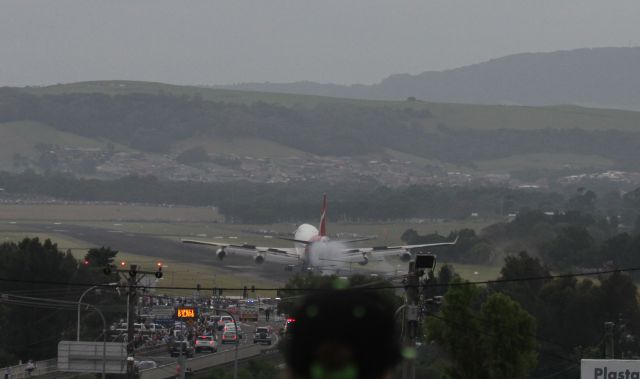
[1,0,640,87]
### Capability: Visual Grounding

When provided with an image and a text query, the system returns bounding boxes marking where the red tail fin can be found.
[319,193,327,237]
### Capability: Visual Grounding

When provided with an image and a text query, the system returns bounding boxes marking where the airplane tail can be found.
[319,193,327,237]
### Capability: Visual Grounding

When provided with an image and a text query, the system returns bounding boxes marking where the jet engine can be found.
[358,255,369,266]
[254,255,265,264]
[400,251,412,262]
[216,248,226,260]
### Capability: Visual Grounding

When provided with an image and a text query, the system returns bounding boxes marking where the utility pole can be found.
[103,261,163,379]
[604,321,615,359]
[401,261,419,379]
[126,264,138,379]
[177,342,186,379]
[402,254,436,379]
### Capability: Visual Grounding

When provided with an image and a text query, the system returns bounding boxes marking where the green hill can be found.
[4,81,640,174]
[23,80,640,132]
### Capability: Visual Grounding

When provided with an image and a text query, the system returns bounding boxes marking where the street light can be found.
[77,282,118,341]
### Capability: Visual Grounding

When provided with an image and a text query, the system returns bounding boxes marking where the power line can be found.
[1,265,639,292]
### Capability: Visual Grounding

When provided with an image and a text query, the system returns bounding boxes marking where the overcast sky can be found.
[1,0,639,87]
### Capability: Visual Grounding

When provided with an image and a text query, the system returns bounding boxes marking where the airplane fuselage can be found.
[293,223,327,267]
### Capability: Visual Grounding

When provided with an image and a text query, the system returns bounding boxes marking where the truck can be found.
[239,304,259,322]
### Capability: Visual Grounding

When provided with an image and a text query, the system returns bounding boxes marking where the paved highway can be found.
[138,320,281,379]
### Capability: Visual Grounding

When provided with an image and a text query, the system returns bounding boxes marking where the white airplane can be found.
[182,194,457,272]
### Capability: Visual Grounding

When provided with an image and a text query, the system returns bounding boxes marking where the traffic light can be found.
[155,265,163,279]
[196,283,201,292]
[83,259,90,266]
[103,265,112,276]
[242,286,248,299]
[251,285,256,293]
[129,264,137,278]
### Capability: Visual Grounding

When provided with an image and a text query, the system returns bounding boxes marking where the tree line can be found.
[420,254,640,378]
[0,171,569,222]
[0,239,121,365]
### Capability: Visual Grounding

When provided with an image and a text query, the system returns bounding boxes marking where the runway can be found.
[24,223,294,283]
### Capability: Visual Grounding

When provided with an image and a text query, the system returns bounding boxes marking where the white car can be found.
[223,322,242,338]
[217,316,233,331]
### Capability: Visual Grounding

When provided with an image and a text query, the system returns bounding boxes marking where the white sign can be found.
[581,359,640,379]
[58,341,127,374]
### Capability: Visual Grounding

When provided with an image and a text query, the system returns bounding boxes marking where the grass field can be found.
[175,137,309,158]
[0,203,502,293]
[0,228,279,297]
[0,204,222,222]
[0,121,104,169]
[443,262,502,283]
[0,203,494,245]
[0,226,502,293]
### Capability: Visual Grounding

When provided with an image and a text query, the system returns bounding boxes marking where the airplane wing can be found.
[355,237,458,258]
[277,235,376,245]
[181,239,300,264]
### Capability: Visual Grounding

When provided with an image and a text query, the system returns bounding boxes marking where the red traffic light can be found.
[120,261,126,267]
[83,259,90,266]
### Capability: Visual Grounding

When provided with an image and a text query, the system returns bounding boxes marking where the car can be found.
[224,322,243,338]
[173,329,185,340]
[134,360,157,370]
[282,317,296,335]
[195,335,218,353]
[221,331,239,344]
[253,326,273,345]
[169,341,195,358]
[217,316,233,331]
[207,315,221,328]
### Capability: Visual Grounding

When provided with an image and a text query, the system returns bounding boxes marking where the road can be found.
[24,223,295,283]
[137,320,280,379]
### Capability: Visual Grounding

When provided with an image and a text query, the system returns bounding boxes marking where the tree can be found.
[0,238,81,363]
[540,226,597,269]
[566,188,597,215]
[423,264,459,299]
[479,293,537,379]
[426,282,537,379]
[425,283,484,379]
[84,247,118,267]
[0,238,122,365]
[492,251,550,313]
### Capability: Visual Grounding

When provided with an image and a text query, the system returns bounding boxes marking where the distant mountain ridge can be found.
[221,47,640,110]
